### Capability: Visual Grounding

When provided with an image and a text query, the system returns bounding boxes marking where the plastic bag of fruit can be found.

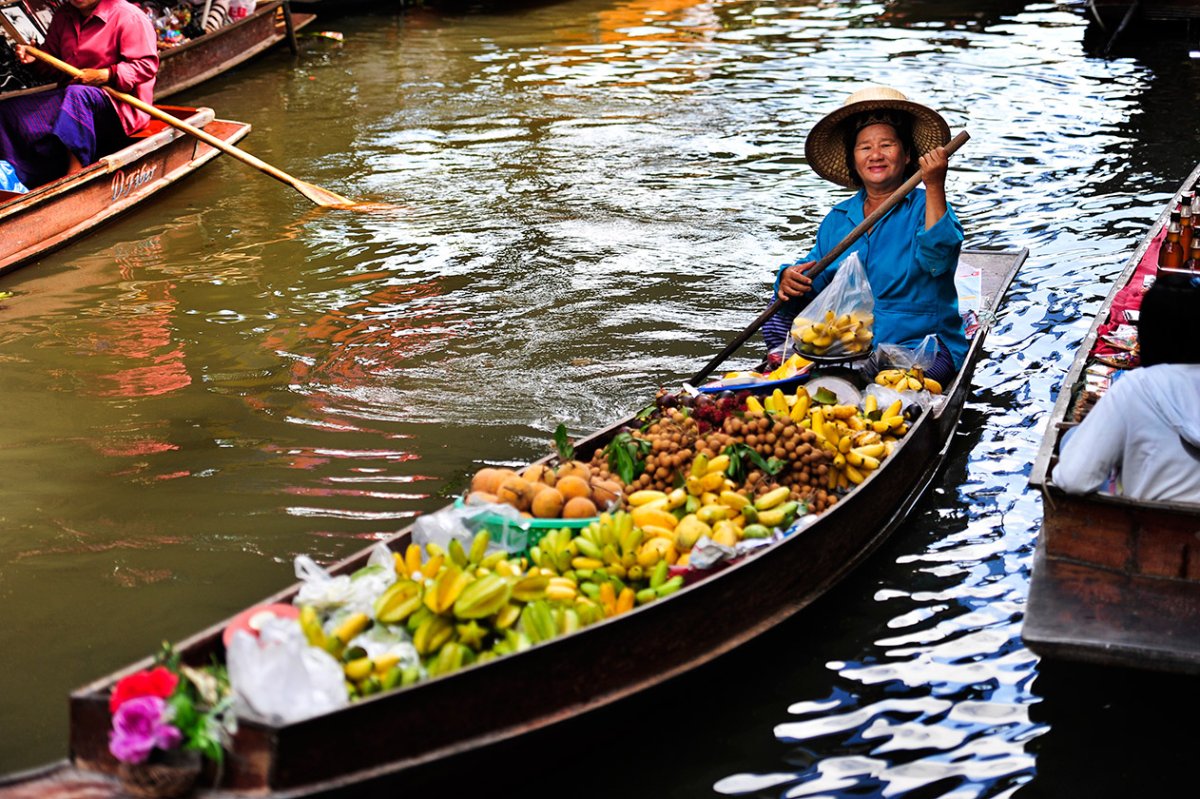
[294,543,397,616]
[789,253,875,358]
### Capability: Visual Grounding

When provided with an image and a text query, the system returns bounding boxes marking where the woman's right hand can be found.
[14,45,34,65]
[778,261,814,300]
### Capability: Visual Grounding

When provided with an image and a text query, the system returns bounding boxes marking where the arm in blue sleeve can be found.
[915,204,964,278]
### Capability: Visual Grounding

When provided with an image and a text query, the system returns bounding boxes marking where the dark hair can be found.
[1138,278,1200,367]
[842,113,918,188]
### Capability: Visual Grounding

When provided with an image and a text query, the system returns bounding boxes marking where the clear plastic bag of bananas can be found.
[787,253,874,358]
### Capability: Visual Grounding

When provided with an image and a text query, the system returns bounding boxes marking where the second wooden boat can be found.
[0,248,1027,798]
[0,106,251,275]
[1026,163,1200,675]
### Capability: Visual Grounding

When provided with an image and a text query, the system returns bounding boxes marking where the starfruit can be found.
[453,574,512,619]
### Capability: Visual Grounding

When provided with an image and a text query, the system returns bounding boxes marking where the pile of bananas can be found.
[874,367,941,394]
[791,309,874,357]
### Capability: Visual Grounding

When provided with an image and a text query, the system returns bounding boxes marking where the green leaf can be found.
[813,387,839,405]
[603,432,648,485]
[723,443,784,480]
[553,424,574,461]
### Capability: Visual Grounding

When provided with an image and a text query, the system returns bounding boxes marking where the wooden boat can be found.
[155,0,316,100]
[0,247,1026,797]
[2,1,314,102]
[1025,163,1200,674]
[1085,0,1200,51]
[0,106,251,276]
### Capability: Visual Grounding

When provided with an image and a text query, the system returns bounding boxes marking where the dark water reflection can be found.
[3,0,1199,793]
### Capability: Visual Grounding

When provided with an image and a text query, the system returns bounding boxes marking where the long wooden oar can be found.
[689,129,971,386]
[25,45,357,209]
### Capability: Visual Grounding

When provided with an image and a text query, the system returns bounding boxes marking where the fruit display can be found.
[791,309,874,357]
[291,378,917,701]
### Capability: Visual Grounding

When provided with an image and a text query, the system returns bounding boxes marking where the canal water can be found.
[3,0,1200,794]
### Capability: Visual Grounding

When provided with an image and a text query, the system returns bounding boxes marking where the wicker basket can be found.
[117,750,202,799]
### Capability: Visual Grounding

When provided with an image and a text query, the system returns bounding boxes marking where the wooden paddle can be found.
[688,129,971,386]
[23,45,357,209]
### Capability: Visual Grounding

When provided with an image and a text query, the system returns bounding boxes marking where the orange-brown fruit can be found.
[590,478,623,510]
[496,476,536,512]
[521,463,556,487]
[556,460,592,483]
[562,496,598,519]
[530,487,565,519]
[556,474,591,501]
[471,468,505,496]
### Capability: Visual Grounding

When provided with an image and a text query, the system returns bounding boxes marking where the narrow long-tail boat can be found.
[3,1,314,102]
[0,248,1027,798]
[155,0,316,100]
[0,106,250,275]
[1025,165,1200,675]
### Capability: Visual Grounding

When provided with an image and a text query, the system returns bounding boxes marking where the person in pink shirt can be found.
[0,0,157,188]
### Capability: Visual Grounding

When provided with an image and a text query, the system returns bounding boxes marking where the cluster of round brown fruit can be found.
[467,461,623,520]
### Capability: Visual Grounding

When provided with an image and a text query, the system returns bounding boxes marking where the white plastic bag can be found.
[789,253,875,358]
[293,543,396,616]
[226,617,348,723]
[413,500,526,555]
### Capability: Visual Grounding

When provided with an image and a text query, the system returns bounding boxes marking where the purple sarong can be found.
[0,85,126,189]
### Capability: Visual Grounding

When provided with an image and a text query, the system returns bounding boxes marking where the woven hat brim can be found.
[804,98,951,188]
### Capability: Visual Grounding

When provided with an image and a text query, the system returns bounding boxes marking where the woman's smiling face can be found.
[852,123,910,193]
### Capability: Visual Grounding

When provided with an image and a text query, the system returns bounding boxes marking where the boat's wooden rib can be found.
[1026,163,1200,675]
[0,107,251,275]
[0,248,1027,798]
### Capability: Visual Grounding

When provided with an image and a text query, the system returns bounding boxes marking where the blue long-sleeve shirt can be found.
[763,187,967,368]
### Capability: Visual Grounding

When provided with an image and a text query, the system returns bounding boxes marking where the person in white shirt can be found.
[1052,279,1200,503]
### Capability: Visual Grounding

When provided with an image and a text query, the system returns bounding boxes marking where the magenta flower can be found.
[109,695,183,764]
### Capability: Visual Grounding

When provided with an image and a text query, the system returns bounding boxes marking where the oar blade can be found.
[293,180,356,208]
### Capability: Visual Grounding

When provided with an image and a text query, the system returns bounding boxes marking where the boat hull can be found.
[0,107,251,275]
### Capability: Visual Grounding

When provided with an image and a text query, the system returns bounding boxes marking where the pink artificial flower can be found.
[109,667,179,713]
[108,696,182,764]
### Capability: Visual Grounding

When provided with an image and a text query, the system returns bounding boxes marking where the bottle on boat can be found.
[1159,211,1185,270]
[1183,234,1200,272]
[1180,196,1194,255]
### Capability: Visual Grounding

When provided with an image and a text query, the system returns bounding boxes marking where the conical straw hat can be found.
[804,86,951,188]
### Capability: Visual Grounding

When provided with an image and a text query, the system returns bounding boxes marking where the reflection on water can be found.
[1,0,1197,793]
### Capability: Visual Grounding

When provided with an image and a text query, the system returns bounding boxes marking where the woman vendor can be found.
[0,0,157,188]
[761,86,965,387]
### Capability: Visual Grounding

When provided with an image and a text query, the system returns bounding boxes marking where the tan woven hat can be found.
[804,86,951,188]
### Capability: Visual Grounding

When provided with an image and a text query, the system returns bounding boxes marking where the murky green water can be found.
[3,0,1200,793]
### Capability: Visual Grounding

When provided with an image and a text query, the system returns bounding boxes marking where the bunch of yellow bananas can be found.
[875,367,941,394]
[745,385,811,423]
[791,309,874,356]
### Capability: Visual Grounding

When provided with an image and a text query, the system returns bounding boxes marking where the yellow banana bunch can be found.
[874,367,941,394]
[791,309,874,356]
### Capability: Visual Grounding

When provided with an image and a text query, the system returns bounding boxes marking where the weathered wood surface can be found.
[0,249,1027,798]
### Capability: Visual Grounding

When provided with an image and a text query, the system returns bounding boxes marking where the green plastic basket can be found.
[453,498,597,556]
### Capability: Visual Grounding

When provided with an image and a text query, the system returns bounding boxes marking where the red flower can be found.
[109,667,179,713]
